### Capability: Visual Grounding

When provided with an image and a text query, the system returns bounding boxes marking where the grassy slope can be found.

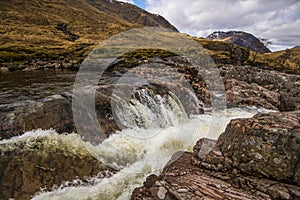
[251,47,300,74]
[0,0,176,66]
[0,0,299,74]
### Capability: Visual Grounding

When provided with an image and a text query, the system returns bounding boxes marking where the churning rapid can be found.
[1,86,268,200]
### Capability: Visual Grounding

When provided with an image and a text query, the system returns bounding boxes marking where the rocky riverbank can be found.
[0,57,299,200]
[1,62,299,140]
[0,131,114,200]
[132,111,300,199]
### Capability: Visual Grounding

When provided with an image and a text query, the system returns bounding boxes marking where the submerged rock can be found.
[0,131,113,200]
[132,111,300,199]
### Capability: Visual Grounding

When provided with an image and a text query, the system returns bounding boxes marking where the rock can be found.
[225,79,279,110]
[132,153,279,200]
[220,64,300,111]
[0,95,75,140]
[0,67,9,72]
[279,93,300,111]
[133,111,300,199]
[217,111,300,185]
[193,138,216,159]
[0,90,121,140]
[0,131,113,200]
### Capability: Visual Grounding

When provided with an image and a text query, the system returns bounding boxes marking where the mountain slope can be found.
[206,31,271,53]
[0,0,177,69]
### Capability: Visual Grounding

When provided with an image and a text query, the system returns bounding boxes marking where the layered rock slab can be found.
[132,111,300,199]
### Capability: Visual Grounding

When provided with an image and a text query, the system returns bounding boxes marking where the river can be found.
[0,70,271,200]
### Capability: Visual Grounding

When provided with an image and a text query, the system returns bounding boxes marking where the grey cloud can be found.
[146,0,300,51]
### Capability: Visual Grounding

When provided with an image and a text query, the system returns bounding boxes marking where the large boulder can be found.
[217,111,300,185]
[0,95,74,140]
[226,79,279,110]
[0,131,113,200]
[0,90,120,140]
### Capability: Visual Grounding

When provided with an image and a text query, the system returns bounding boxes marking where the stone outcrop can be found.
[0,132,113,200]
[0,95,75,140]
[132,111,300,199]
[216,111,300,185]
[220,64,300,111]
[0,89,119,140]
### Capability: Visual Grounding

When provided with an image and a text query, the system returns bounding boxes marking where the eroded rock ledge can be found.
[0,132,114,200]
[132,111,300,199]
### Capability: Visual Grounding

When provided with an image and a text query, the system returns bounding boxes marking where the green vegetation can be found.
[248,47,300,74]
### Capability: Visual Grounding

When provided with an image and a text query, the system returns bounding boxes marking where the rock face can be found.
[0,95,75,140]
[217,111,300,185]
[207,31,271,53]
[220,64,300,111]
[132,111,300,199]
[0,132,113,200]
[0,89,121,141]
[1,60,299,140]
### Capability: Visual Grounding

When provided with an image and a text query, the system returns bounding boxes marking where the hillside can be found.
[0,0,177,69]
[251,46,300,73]
[206,31,271,53]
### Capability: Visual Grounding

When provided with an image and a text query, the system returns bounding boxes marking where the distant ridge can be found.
[206,31,271,53]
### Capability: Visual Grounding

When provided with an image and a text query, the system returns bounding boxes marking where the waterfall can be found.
[111,88,188,130]
[29,106,272,200]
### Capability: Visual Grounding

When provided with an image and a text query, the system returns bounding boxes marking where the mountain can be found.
[0,0,177,69]
[206,31,271,53]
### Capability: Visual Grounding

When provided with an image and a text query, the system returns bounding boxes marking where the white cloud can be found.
[146,0,300,51]
[116,0,134,4]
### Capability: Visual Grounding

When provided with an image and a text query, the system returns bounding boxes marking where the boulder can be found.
[0,131,113,200]
[0,95,75,140]
[217,111,300,185]
[220,64,300,111]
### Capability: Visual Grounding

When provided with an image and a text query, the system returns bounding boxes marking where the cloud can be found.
[116,0,134,4]
[146,0,300,51]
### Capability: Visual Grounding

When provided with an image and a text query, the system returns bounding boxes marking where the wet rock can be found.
[133,111,300,199]
[0,132,113,200]
[0,95,75,140]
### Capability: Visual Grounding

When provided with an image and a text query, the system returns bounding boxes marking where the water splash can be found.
[30,107,272,200]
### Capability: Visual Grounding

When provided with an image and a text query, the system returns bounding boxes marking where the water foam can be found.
[30,107,271,200]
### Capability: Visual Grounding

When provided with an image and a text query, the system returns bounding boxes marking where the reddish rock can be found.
[132,111,300,199]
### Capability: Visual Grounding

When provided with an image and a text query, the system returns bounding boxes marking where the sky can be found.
[118,0,300,51]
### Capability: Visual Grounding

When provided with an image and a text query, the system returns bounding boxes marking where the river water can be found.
[0,70,271,200]
[0,69,76,104]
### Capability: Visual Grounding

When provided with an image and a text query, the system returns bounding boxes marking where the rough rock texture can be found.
[132,111,300,199]
[220,64,300,111]
[1,61,299,141]
[225,79,279,110]
[0,95,75,140]
[0,90,119,140]
[217,111,300,185]
[0,132,113,200]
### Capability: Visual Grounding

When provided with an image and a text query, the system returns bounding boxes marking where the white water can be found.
[11,105,272,200]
